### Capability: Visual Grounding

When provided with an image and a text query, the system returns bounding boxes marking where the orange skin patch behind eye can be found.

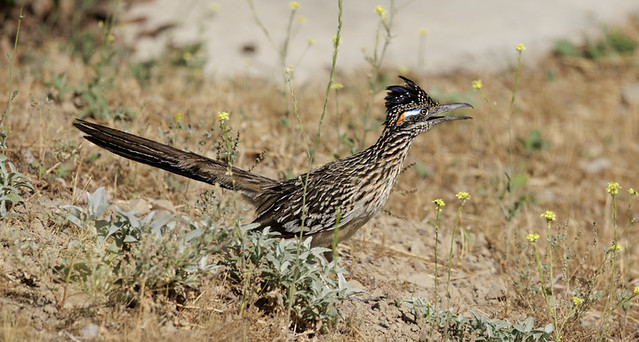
[396,113,405,125]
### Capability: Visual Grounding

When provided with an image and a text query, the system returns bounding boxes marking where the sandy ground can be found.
[120,0,639,80]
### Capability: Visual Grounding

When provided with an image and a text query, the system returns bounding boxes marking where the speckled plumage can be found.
[74,77,471,248]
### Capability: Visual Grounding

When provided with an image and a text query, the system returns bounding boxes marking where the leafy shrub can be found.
[0,154,34,218]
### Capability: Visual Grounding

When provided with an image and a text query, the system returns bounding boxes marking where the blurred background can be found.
[4,0,639,80]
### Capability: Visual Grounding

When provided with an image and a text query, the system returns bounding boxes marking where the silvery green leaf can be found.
[123,235,138,243]
[106,224,121,239]
[544,323,554,333]
[87,187,110,218]
[185,228,203,242]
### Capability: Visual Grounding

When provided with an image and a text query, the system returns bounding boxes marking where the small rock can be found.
[581,157,611,174]
[128,198,152,215]
[20,149,37,164]
[622,82,639,107]
[81,323,100,339]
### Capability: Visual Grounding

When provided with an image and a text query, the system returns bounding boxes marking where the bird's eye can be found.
[420,108,429,115]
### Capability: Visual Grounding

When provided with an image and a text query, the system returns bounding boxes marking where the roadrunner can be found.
[74,76,471,248]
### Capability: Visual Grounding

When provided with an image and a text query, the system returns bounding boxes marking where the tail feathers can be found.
[73,119,280,201]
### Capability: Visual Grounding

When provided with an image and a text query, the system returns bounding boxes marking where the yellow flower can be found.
[628,188,638,196]
[572,296,583,305]
[610,243,622,252]
[516,43,526,51]
[209,2,220,13]
[456,192,471,201]
[107,34,115,42]
[330,83,343,90]
[285,65,294,75]
[540,210,556,222]
[634,286,639,295]
[297,15,307,24]
[98,21,104,28]
[607,182,620,196]
[374,5,386,17]
[289,1,300,10]
[418,28,428,36]
[217,111,229,122]
[472,80,482,90]
[182,51,192,62]
[307,37,315,45]
[526,233,539,243]
[174,112,184,125]
[432,199,445,208]
[398,66,409,75]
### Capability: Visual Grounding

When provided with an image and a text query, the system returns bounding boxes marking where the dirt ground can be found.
[1,5,639,342]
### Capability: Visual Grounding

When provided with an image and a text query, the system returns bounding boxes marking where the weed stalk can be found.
[3,4,24,150]
[447,193,470,297]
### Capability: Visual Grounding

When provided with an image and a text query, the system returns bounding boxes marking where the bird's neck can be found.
[369,128,416,163]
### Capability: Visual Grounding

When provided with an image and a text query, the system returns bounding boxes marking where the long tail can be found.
[73,119,280,202]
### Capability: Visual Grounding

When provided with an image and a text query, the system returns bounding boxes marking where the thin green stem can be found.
[4,4,24,149]
[299,0,342,235]
[280,6,297,71]
[334,87,343,155]
[446,201,465,296]
[505,49,524,261]
[359,1,395,150]
[332,210,341,261]
[511,51,523,107]
[625,192,636,278]
[245,0,277,52]
[533,243,558,341]
[545,220,559,339]
[433,207,442,303]
[476,88,492,106]
[599,194,619,341]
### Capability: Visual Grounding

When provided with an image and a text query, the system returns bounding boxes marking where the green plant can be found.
[45,73,74,102]
[598,182,622,340]
[554,30,637,60]
[74,4,136,121]
[223,226,360,331]
[472,45,532,259]
[404,297,553,340]
[0,154,34,218]
[130,60,157,88]
[59,187,225,302]
[519,129,551,155]
[519,182,639,341]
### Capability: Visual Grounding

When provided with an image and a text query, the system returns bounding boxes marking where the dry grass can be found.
[1,7,638,341]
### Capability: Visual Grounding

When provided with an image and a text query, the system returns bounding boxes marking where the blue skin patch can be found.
[397,108,424,124]
[404,108,422,117]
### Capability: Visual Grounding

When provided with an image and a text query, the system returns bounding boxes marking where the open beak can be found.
[426,103,473,124]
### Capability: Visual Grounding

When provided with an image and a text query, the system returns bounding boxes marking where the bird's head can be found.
[384,76,472,134]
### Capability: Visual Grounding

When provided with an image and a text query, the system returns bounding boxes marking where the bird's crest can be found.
[384,76,437,127]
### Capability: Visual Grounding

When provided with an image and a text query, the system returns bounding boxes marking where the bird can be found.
[74,76,471,250]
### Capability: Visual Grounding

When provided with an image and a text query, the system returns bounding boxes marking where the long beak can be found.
[427,103,473,123]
